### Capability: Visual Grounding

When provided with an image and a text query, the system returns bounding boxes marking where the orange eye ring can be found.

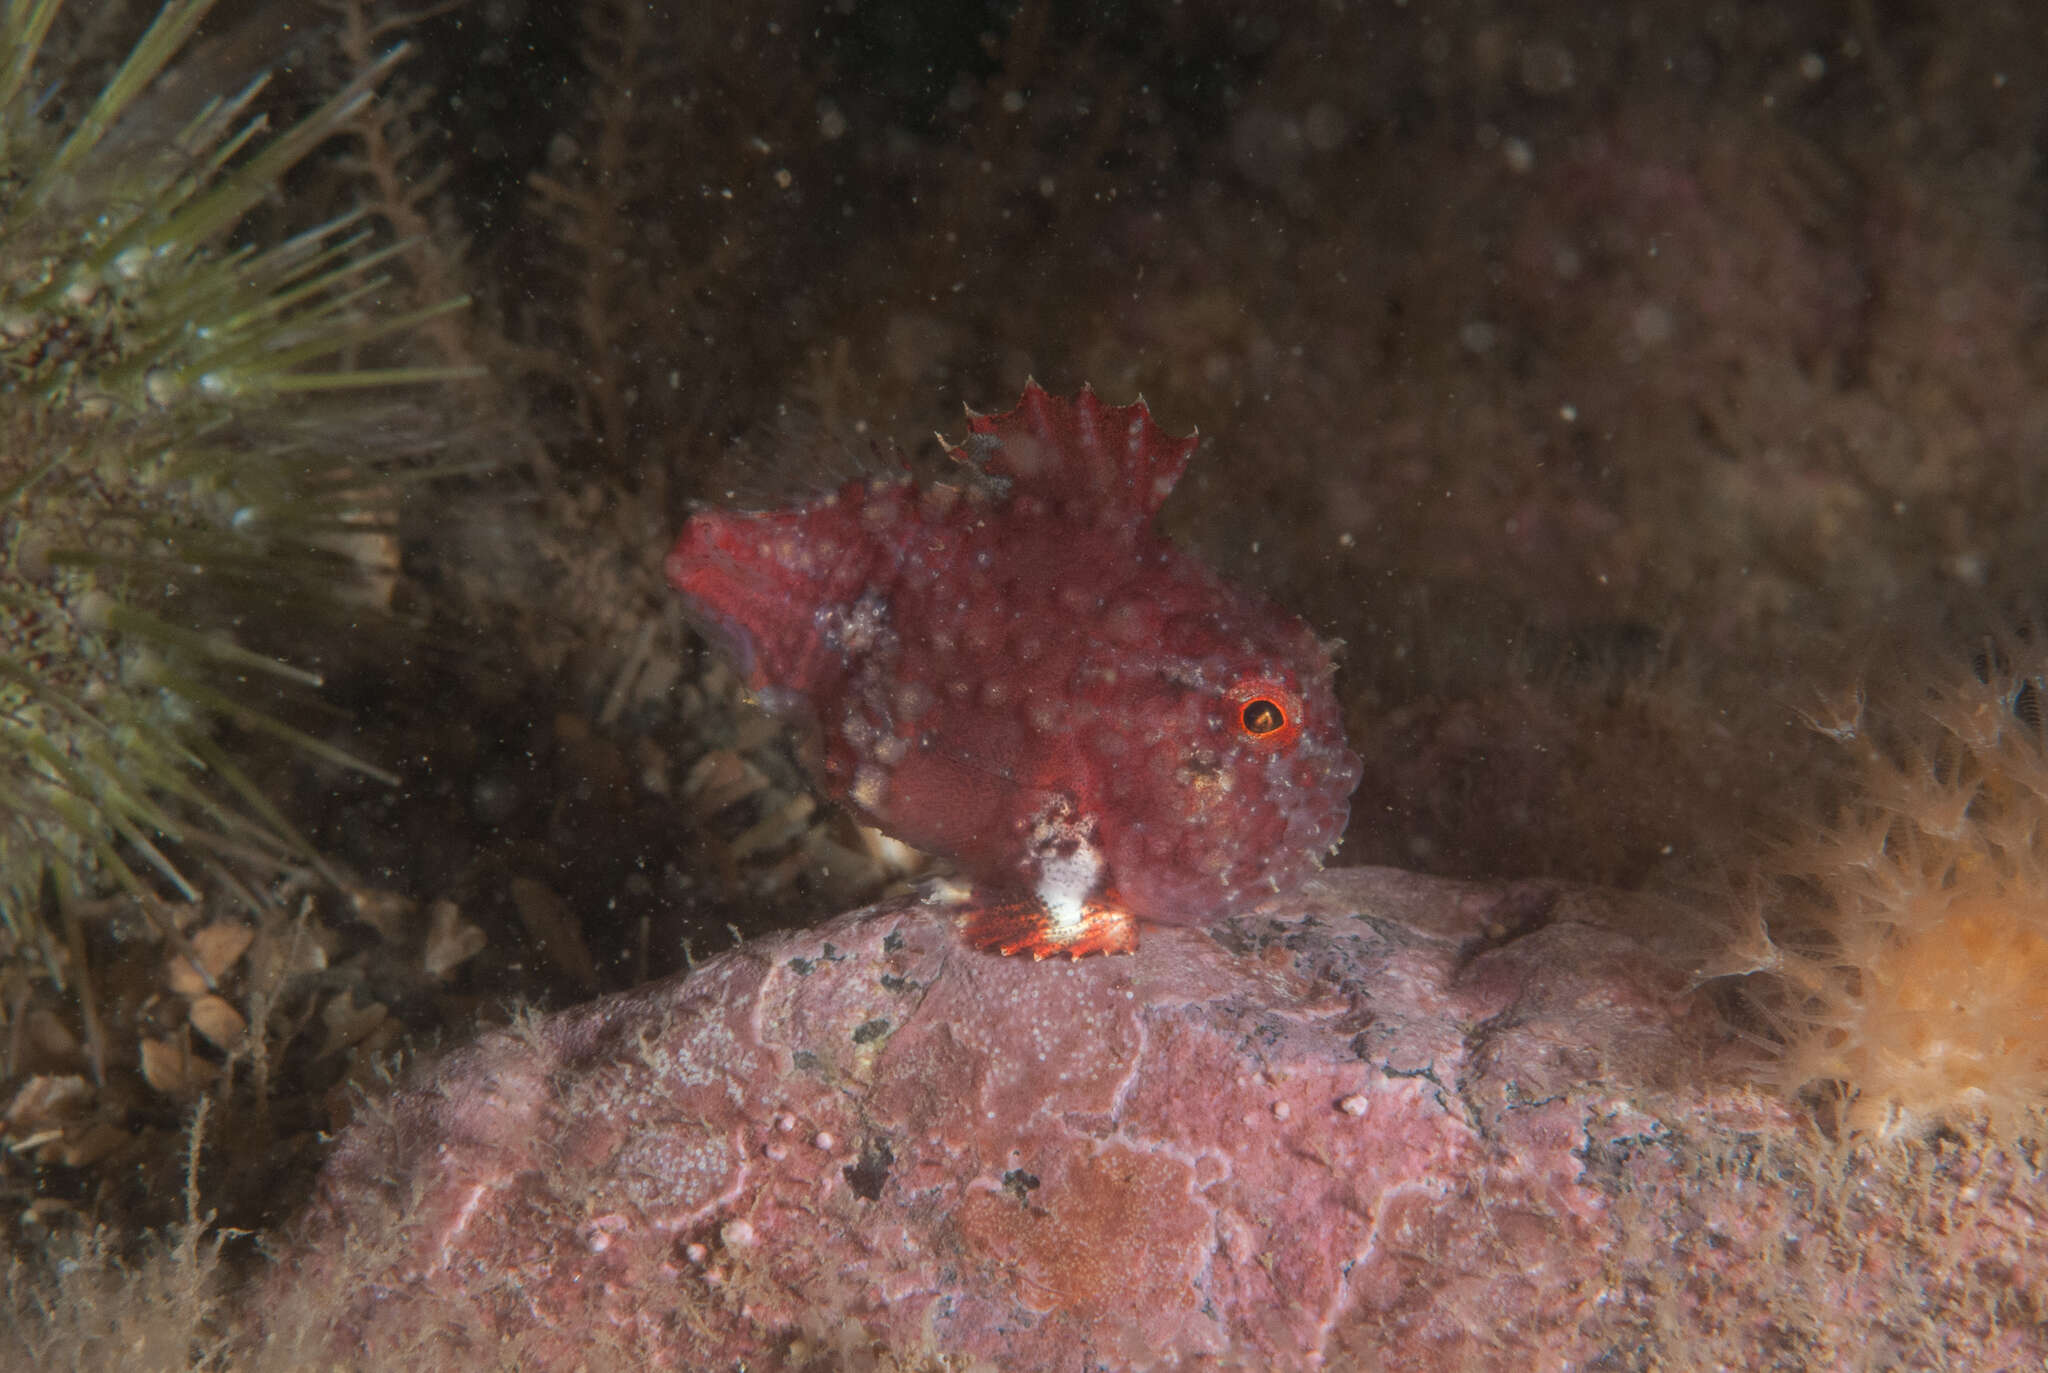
[1229,677,1303,748]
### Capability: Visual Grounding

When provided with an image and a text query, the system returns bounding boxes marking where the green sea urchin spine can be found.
[0,0,475,974]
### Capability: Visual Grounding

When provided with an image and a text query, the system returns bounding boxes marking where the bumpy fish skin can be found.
[667,383,1360,955]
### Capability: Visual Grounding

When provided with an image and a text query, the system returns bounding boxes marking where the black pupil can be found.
[1242,699,1284,735]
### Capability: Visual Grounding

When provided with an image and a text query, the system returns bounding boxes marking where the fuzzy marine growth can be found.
[667,383,1361,957]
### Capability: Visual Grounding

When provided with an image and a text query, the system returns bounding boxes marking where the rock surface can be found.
[276,867,2047,1370]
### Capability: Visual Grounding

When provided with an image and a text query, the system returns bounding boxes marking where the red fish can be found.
[666,383,1361,957]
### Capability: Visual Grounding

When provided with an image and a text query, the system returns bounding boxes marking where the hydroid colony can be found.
[1759,642,2048,1141]
[0,1,468,973]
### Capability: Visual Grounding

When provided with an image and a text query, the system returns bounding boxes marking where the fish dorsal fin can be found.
[941,381,1197,524]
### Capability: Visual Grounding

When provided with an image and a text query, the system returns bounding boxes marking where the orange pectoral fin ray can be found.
[959,895,1139,960]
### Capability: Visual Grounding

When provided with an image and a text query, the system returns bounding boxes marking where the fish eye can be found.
[1241,698,1286,735]
[1228,678,1303,747]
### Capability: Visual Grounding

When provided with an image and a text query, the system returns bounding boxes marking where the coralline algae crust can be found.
[281,867,2046,1370]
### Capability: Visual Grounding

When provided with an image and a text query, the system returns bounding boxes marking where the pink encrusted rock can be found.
[274,868,2047,1370]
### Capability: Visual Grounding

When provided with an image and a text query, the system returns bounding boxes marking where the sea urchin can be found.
[0,1,473,976]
